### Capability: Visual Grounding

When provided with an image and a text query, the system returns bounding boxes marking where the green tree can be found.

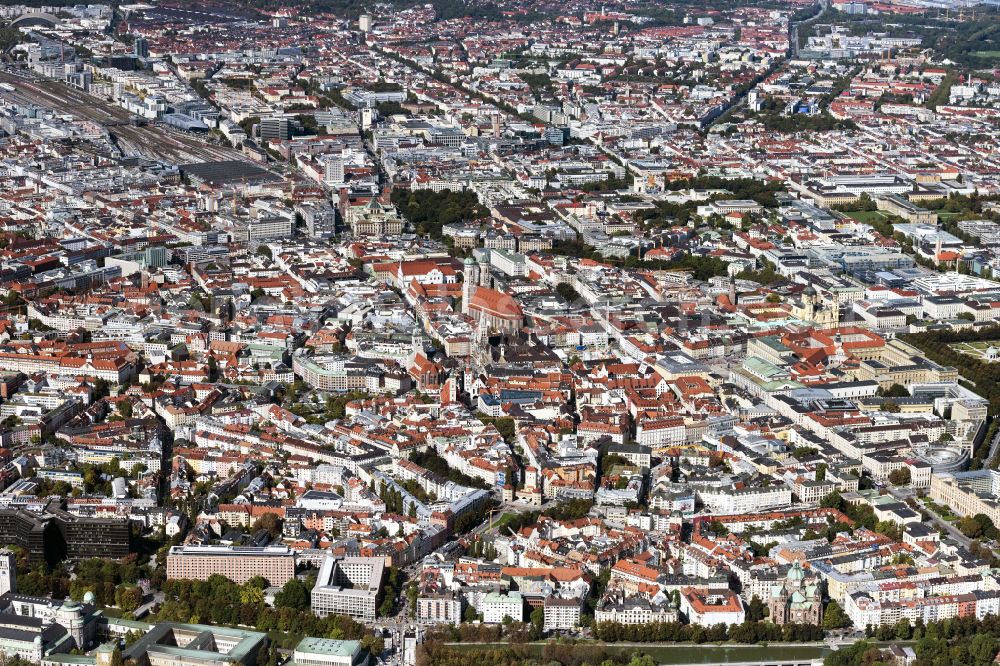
[969,634,999,666]
[360,635,384,657]
[888,467,911,486]
[823,600,851,629]
[115,585,142,612]
[820,490,843,509]
[959,515,985,539]
[555,282,580,303]
[252,512,283,538]
[530,607,544,634]
[273,578,310,610]
[747,595,766,621]
[878,383,909,398]
[406,581,418,618]
[463,604,479,623]
[875,521,902,540]
[239,581,265,605]
[627,655,655,666]
[894,617,912,640]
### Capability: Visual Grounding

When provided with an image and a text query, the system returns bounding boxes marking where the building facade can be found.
[311,555,385,622]
[166,545,296,585]
[768,562,823,626]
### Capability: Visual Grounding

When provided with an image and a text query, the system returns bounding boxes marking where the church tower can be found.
[477,252,491,287]
[462,256,477,316]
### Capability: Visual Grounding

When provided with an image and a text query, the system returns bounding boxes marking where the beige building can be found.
[166,545,296,585]
[876,195,938,224]
[930,470,1000,528]
[345,199,404,237]
[849,338,958,388]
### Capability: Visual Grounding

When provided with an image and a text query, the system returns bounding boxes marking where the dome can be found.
[59,597,82,614]
[802,285,817,297]
[464,256,476,265]
[787,561,806,582]
[33,636,42,645]
[83,591,96,604]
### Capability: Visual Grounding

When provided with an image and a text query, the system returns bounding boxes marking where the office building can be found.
[311,555,385,622]
[323,157,344,185]
[247,214,294,242]
[124,622,267,666]
[296,201,338,240]
[292,638,362,666]
[0,501,130,564]
[259,117,291,143]
[166,545,296,585]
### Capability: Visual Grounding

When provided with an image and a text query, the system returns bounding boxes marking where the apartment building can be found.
[0,350,134,384]
[543,596,582,630]
[481,591,524,624]
[680,588,745,626]
[696,485,792,514]
[416,594,462,623]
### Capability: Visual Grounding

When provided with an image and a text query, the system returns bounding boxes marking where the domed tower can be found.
[462,256,477,316]
[802,284,817,320]
[55,598,86,649]
[30,635,43,663]
[769,561,822,626]
[477,251,491,288]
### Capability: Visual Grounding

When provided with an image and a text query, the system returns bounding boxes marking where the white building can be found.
[680,589,745,627]
[595,597,679,625]
[543,596,582,630]
[311,556,385,622]
[292,638,361,666]
[697,485,792,514]
[0,550,15,596]
[482,591,524,624]
[417,595,462,623]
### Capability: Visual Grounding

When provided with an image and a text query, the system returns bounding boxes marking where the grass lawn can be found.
[490,512,520,531]
[922,498,957,522]
[843,210,886,223]
[973,51,1000,59]
[949,341,1000,362]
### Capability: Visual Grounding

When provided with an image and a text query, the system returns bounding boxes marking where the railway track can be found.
[0,68,250,164]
